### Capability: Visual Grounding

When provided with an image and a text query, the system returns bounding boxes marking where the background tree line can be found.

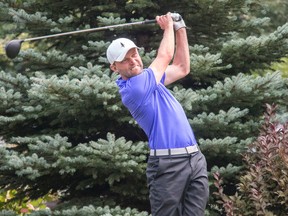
[0,0,287,215]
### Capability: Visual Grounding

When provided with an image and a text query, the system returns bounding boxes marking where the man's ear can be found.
[110,63,118,73]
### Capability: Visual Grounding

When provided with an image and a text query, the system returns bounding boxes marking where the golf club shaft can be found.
[24,19,156,42]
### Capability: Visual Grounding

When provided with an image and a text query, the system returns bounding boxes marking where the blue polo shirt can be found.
[116,68,197,149]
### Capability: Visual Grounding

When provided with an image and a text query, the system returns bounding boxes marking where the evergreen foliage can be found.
[0,0,287,214]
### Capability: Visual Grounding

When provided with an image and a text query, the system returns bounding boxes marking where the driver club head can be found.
[5,39,24,59]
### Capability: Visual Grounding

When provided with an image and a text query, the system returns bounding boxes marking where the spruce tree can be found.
[0,0,287,215]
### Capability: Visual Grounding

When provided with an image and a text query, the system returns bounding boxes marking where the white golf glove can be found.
[171,13,186,31]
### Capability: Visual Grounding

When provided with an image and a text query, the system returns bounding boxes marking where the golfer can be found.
[107,12,209,216]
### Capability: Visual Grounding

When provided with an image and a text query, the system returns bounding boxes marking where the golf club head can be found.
[5,39,24,59]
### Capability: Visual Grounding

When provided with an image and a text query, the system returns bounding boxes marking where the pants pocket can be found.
[146,157,161,188]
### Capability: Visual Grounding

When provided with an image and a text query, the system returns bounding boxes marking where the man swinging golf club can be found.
[107,12,209,216]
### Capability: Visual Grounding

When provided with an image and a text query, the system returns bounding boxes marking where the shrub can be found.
[213,104,288,216]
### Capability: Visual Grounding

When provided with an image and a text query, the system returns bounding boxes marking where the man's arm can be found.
[164,19,190,86]
[149,12,174,84]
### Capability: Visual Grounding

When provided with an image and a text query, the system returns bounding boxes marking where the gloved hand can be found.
[171,13,186,31]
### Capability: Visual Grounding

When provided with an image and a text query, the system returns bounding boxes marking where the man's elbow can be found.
[184,66,190,76]
[180,63,190,77]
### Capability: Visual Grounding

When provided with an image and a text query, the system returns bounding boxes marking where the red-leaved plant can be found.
[213,104,288,216]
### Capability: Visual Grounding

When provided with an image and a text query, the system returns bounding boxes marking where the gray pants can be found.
[146,152,209,216]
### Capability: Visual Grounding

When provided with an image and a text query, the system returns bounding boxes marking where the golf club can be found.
[5,19,156,59]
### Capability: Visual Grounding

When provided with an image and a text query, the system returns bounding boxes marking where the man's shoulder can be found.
[116,68,152,88]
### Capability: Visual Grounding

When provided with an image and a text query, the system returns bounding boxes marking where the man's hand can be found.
[171,13,186,31]
[156,12,174,30]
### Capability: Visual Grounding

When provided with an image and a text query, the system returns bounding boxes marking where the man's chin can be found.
[130,67,142,74]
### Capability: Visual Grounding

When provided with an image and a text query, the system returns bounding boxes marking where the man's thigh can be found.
[183,152,209,216]
[146,156,191,216]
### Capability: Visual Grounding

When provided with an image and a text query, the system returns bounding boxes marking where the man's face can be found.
[110,48,143,80]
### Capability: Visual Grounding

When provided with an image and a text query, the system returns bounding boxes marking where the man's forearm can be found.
[173,28,190,73]
[149,13,175,83]
[157,25,175,62]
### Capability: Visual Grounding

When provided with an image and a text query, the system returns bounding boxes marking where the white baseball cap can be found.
[106,38,138,64]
